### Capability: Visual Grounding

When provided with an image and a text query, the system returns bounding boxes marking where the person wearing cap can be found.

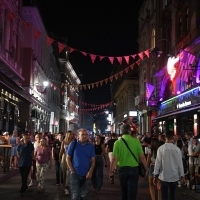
[109,123,148,200]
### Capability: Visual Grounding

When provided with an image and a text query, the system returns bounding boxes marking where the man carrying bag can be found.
[109,124,148,200]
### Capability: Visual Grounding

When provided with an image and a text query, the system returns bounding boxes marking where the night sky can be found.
[36,0,144,106]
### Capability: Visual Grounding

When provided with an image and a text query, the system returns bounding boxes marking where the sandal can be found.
[110,176,114,185]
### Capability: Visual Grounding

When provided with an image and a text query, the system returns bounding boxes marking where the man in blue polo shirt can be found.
[66,128,95,200]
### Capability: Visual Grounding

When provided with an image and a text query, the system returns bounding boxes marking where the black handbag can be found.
[121,138,146,177]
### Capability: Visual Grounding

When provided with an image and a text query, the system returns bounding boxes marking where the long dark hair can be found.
[151,137,161,159]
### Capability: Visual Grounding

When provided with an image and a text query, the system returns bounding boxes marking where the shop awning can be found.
[154,104,200,120]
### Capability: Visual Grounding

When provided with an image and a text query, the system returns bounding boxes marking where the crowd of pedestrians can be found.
[1,127,200,200]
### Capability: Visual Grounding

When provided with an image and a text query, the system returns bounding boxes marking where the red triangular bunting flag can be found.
[81,51,87,56]
[114,74,119,80]
[46,36,54,46]
[125,67,129,73]
[23,21,30,29]
[50,83,53,87]
[144,50,150,58]
[69,47,75,53]
[90,54,97,63]
[109,76,113,82]
[119,71,124,77]
[131,54,136,59]
[117,57,122,65]
[79,85,82,90]
[34,28,42,39]
[58,42,66,53]
[124,56,129,64]
[8,11,16,21]
[130,63,135,70]
[62,92,64,96]
[54,86,57,90]
[100,80,104,86]
[91,83,95,88]
[95,82,99,88]
[104,78,108,84]
[109,57,114,64]
[83,85,86,90]
[99,56,104,61]
[136,59,141,66]
[138,52,144,60]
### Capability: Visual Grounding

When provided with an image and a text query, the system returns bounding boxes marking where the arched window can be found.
[151,29,156,48]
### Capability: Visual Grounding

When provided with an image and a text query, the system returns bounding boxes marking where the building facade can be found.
[138,0,200,136]
[0,0,79,134]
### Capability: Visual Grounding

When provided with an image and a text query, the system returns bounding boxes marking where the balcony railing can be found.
[0,44,24,81]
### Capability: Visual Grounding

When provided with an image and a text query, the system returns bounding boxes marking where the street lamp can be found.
[151,38,172,57]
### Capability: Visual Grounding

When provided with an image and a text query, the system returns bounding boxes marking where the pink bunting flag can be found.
[144,50,150,58]
[125,67,129,73]
[124,56,129,64]
[33,28,42,39]
[81,51,87,56]
[90,54,97,63]
[23,21,30,29]
[58,42,66,53]
[130,63,135,70]
[131,54,136,59]
[138,52,144,60]
[117,57,122,65]
[46,36,54,46]
[69,47,75,53]
[8,10,16,21]
[99,56,104,61]
[109,57,114,64]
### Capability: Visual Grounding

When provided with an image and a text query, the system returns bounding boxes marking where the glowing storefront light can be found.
[161,86,200,105]
[176,101,191,109]
[167,56,179,80]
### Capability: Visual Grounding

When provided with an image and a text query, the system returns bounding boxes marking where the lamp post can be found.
[151,38,172,57]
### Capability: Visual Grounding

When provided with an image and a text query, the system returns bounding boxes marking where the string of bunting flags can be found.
[62,58,143,90]
[3,2,152,65]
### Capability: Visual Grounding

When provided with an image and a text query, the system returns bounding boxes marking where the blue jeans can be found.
[70,173,88,200]
[54,160,63,184]
[91,156,104,191]
[118,166,139,200]
[161,181,177,200]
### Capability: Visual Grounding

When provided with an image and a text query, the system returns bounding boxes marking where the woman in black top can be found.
[91,135,107,194]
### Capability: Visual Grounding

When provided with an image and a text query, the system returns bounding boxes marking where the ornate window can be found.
[151,29,155,48]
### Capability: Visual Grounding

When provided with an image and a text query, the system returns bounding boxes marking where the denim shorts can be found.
[149,164,155,178]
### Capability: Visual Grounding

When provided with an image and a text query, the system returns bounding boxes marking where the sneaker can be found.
[28,182,33,187]
[191,185,195,190]
[64,188,69,195]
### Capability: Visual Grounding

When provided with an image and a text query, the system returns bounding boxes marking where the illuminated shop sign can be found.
[123,114,127,118]
[176,101,191,109]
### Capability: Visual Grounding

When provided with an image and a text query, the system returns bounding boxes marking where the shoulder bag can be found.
[121,138,146,177]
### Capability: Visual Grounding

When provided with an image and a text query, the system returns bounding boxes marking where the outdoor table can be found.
[0,144,12,173]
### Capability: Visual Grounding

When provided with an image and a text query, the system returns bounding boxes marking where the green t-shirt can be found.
[113,134,144,167]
